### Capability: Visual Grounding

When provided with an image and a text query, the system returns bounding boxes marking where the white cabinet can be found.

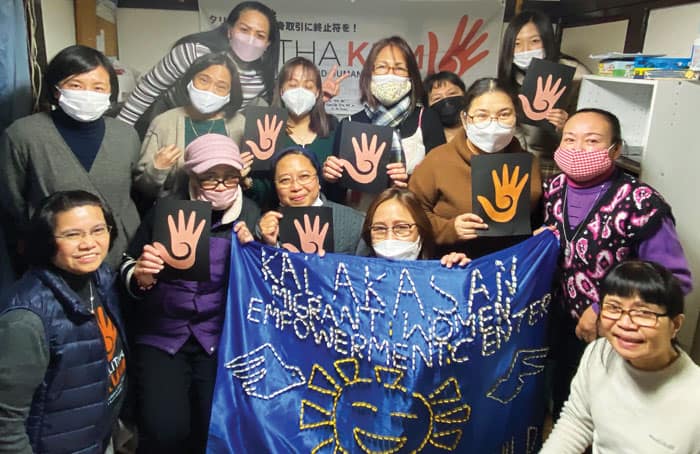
[577,76,700,357]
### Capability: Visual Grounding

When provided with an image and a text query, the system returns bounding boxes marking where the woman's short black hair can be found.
[274,57,330,138]
[359,36,425,112]
[601,260,684,318]
[423,71,466,100]
[463,77,519,117]
[25,190,117,267]
[271,146,321,176]
[43,45,119,106]
[570,108,623,146]
[176,52,243,118]
[498,10,558,89]
[226,1,280,102]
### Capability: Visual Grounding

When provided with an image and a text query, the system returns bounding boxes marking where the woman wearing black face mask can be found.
[424,71,467,142]
[0,45,140,273]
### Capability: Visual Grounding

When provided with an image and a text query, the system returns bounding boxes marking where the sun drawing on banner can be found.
[300,358,471,453]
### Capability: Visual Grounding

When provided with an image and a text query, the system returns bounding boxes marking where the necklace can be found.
[189,118,217,138]
[88,281,95,314]
[561,185,607,259]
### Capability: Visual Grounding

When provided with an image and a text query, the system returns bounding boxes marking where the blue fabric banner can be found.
[208,232,559,453]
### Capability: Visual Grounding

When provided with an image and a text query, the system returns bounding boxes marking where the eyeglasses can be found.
[198,176,240,190]
[276,173,317,189]
[372,64,409,77]
[464,112,516,129]
[55,224,112,242]
[369,223,416,239]
[600,302,669,328]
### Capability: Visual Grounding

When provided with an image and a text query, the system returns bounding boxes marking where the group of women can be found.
[0,2,696,453]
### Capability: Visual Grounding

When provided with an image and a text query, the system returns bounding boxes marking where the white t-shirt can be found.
[541,338,700,454]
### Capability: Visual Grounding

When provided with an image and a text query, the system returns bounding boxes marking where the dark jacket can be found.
[0,265,125,454]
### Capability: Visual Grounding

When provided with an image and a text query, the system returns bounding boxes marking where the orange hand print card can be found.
[243,106,288,172]
[334,121,394,194]
[152,199,211,281]
[518,58,575,130]
[471,153,532,236]
[279,206,334,255]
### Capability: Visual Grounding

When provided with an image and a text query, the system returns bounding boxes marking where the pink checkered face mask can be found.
[554,144,615,183]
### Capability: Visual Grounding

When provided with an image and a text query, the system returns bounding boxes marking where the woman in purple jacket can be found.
[121,134,258,453]
[542,108,692,421]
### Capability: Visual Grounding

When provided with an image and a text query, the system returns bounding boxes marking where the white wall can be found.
[41,0,76,61]
[644,3,700,57]
[116,8,199,74]
[561,20,628,73]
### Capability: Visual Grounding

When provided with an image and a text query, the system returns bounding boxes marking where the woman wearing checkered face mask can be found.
[541,108,692,422]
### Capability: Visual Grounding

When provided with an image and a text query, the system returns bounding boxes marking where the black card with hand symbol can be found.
[334,121,395,193]
[243,106,289,172]
[519,58,576,130]
[152,199,211,281]
[279,207,334,254]
[471,153,532,237]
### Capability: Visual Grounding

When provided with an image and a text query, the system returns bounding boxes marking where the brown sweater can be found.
[408,134,542,258]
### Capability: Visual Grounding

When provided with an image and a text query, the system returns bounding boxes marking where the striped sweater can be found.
[117,42,265,126]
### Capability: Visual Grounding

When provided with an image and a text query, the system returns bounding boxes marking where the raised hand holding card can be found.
[334,121,394,193]
[518,58,575,130]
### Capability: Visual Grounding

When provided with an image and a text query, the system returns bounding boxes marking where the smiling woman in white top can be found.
[541,260,700,454]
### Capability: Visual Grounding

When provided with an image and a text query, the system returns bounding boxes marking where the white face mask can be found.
[187,81,230,115]
[373,238,422,261]
[282,87,317,117]
[57,88,111,122]
[370,74,412,106]
[465,121,515,154]
[513,48,545,70]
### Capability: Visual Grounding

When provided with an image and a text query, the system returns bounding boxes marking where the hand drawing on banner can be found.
[322,64,351,102]
[518,75,567,121]
[245,114,284,161]
[338,132,386,184]
[282,214,330,255]
[477,164,529,223]
[486,348,549,404]
[225,343,306,400]
[427,15,489,76]
[300,358,471,452]
[95,306,117,361]
[153,209,206,270]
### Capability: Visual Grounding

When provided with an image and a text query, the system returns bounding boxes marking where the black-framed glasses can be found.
[55,224,112,242]
[372,64,409,77]
[464,111,516,129]
[276,173,317,189]
[198,176,240,190]
[600,302,669,328]
[369,223,416,239]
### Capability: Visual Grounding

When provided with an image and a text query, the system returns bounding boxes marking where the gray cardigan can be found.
[0,112,141,269]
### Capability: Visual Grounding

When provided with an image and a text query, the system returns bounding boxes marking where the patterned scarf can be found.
[363,94,412,128]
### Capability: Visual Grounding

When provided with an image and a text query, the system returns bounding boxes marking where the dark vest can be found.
[543,171,670,319]
[0,265,126,454]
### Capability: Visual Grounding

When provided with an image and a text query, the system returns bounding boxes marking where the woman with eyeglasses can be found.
[0,190,127,453]
[362,188,470,267]
[541,261,700,453]
[258,147,366,255]
[134,52,247,204]
[120,134,258,453]
[541,108,691,421]
[409,77,542,259]
[322,36,446,209]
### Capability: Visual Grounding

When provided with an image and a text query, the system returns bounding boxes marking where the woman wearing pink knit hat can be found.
[121,133,260,453]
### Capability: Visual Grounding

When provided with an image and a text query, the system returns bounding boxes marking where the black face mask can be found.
[432,95,467,127]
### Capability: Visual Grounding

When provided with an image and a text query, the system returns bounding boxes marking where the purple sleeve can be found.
[636,216,693,295]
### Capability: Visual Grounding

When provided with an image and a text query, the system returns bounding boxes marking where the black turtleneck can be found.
[51,108,106,171]
[50,265,100,312]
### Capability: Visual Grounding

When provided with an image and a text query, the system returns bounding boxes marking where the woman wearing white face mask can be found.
[0,45,140,272]
[242,57,344,210]
[498,10,590,179]
[409,78,542,259]
[362,188,470,268]
[323,36,446,210]
[135,52,247,203]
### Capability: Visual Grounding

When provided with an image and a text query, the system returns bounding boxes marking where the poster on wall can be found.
[198,0,505,117]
